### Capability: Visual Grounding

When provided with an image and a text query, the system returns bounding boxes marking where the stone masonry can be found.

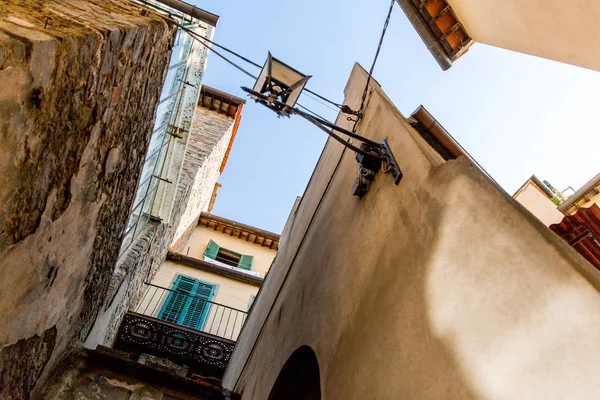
[171,103,242,250]
[0,1,176,398]
[82,93,243,351]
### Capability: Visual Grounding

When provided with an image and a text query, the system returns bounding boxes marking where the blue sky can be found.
[198,0,600,233]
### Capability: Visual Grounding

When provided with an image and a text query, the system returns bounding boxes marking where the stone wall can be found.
[224,64,600,399]
[44,347,235,400]
[0,1,176,397]
[84,101,240,350]
[171,105,239,250]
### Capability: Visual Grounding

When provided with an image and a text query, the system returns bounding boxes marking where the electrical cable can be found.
[304,88,343,109]
[302,92,342,114]
[358,0,395,115]
[195,32,263,69]
[179,25,343,110]
[182,26,259,80]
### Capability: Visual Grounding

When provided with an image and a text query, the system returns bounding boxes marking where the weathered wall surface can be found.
[44,347,230,400]
[85,100,239,351]
[446,0,600,71]
[83,221,169,350]
[171,107,238,249]
[224,64,600,399]
[0,1,176,397]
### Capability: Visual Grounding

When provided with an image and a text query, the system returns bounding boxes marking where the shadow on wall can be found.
[308,159,483,399]
[268,345,321,400]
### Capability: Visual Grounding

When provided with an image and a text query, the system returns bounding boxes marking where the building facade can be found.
[396,0,600,72]
[46,214,279,399]
[85,83,246,352]
[512,175,565,225]
[0,1,179,397]
[131,212,278,344]
[222,64,600,399]
[0,0,253,397]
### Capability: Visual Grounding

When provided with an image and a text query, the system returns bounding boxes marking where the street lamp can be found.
[251,52,311,116]
[242,53,402,197]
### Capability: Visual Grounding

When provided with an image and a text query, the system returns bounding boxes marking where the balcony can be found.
[114,283,248,380]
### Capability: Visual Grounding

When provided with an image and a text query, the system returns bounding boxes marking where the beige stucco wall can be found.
[224,64,600,400]
[150,260,258,312]
[446,0,600,71]
[513,183,564,225]
[184,226,276,278]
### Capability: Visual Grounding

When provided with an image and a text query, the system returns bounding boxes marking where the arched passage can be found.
[267,345,321,400]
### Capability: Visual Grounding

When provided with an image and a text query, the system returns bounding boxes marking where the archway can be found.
[267,345,321,400]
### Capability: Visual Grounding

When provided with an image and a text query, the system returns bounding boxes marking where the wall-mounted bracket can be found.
[242,86,403,198]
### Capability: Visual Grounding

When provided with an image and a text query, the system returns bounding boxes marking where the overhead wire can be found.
[179,27,350,155]
[179,25,344,111]
[358,0,395,115]
[181,26,258,80]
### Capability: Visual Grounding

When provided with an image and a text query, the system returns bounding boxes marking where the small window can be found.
[217,247,241,267]
[203,240,254,270]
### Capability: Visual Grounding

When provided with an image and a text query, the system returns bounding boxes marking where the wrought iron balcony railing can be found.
[113,283,249,380]
[136,282,248,341]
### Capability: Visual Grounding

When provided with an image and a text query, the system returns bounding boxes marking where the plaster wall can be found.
[446,0,600,71]
[224,64,600,400]
[513,183,563,225]
[0,1,175,397]
[185,227,277,278]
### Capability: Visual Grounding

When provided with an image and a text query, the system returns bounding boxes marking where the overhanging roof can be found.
[550,204,600,271]
[198,213,280,250]
[558,173,600,214]
[395,0,473,70]
[199,86,246,117]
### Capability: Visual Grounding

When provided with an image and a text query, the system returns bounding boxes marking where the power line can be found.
[197,32,262,69]
[181,26,258,80]
[304,88,342,109]
[302,92,341,114]
[358,0,395,115]
[180,26,343,110]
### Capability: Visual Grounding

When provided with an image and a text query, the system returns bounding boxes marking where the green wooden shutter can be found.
[181,282,215,330]
[238,254,254,270]
[159,275,216,331]
[203,240,219,260]
[158,275,195,323]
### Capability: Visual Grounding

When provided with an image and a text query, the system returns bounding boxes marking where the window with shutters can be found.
[203,240,254,271]
[158,275,215,330]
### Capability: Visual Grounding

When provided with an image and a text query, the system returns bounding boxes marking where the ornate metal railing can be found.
[115,312,235,379]
[135,283,248,341]
[114,283,249,379]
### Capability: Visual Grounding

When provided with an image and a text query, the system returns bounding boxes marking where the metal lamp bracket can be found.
[241,87,403,197]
